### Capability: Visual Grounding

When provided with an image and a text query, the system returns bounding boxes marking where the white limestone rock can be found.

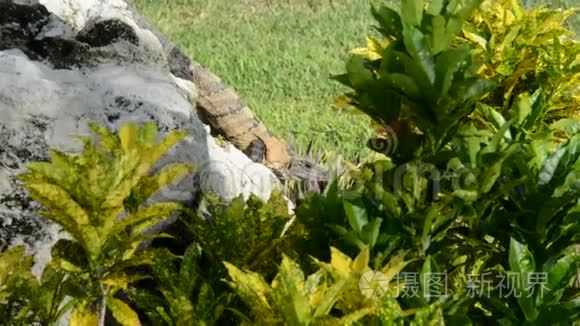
[0,0,279,276]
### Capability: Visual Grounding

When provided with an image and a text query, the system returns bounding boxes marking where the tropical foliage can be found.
[1,0,579,325]
[4,123,193,325]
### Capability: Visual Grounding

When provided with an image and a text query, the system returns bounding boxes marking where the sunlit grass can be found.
[132,0,385,158]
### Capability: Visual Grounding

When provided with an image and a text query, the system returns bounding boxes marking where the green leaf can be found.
[454,78,496,104]
[539,253,580,306]
[125,162,193,212]
[102,272,150,291]
[402,26,435,85]
[330,73,352,87]
[271,255,311,325]
[346,56,375,90]
[18,180,90,228]
[370,3,403,39]
[196,282,216,320]
[108,202,182,239]
[224,262,275,321]
[359,218,383,247]
[419,256,441,304]
[431,15,451,54]
[381,191,402,218]
[522,88,547,130]
[401,0,423,26]
[385,73,420,98]
[70,302,98,326]
[312,279,346,318]
[178,244,201,295]
[434,44,471,96]
[426,0,444,15]
[343,199,369,234]
[106,296,141,326]
[479,159,503,194]
[512,93,532,127]
[50,239,87,273]
[88,122,120,151]
[476,103,511,139]
[136,122,159,146]
[119,123,138,155]
[551,119,580,135]
[538,134,580,187]
[508,237,538,321]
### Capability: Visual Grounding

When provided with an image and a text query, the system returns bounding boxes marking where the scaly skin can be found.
[124,3,327,183]
[189,60,292,169]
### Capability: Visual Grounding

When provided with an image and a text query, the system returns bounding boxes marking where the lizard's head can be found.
[244,138,328,192]
[285,157,328,183]
[272,156,329,194]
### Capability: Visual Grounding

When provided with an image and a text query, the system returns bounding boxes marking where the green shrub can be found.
[460,0,579,119]
[225,247,409,325]
[1,0,579,325]
[298,0,580,323]
[12,122,193,325]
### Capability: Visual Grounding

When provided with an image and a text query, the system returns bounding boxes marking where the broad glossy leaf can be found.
[312,279,346,318]
[434,44,471,96]
[70,303,98,326]
[428,15,445,52]
[475,103,511,139]
[479,158,504,194]
[102,272,150,291]
[126,162,193,211]
[551,119,580,136]
[0,246,34,286]
[419,256,441,303]
[136,122,159,146]
[88,122,120,151]
[380,252,408,283]
[196,282,216,319]
[426,0,444,15]
[223,262,272,314]
[538,134,580,187]
[371,3,403,39]
[553,170,580,197]
[330,73,352,87]
[19,181,90,227]
[381,190,402,218]
[271,255,311,325]
[50,239,87,272]
[359,218,382,247]
[328,246,354,278]
[522,88,547,130]
[508,237,538,321]
[453,78,496,104]
[538,253,580,306]
[178,244,201,295]
[385,73,420,98]
[401,0,423,26]
[346,55,375,90]
[107,296,141,326]
[351,246,371,273]
[461,28,487,50]
[119,123,137,155]
[343,199,369,234]
[108,202,182,239]
[402,26,435,85]
[511,93,532,127]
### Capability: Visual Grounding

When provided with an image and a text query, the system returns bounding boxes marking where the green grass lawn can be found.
[132,0,380,159]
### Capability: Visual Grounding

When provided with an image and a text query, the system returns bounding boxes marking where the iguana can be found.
[124,3,327,184]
